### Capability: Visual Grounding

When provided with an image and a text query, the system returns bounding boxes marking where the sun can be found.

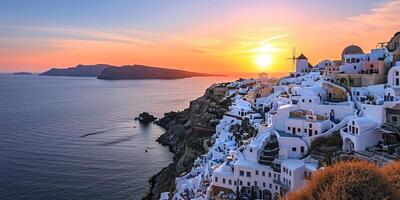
[255,54,272,69]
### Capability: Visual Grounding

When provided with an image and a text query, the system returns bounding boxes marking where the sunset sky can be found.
[0,0,400,74]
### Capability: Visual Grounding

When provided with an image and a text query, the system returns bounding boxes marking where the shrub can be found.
[381,161,400,192]
[284,160,400,200]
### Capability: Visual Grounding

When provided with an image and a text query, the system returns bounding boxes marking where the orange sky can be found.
[0,0,399,74]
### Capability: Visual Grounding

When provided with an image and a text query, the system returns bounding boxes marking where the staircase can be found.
[259,135,279,166]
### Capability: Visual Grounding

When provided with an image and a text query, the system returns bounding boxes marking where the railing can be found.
[273,179,282,185]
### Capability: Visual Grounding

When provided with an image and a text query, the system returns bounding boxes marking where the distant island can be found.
[40,64,111,77]
[97,65,220,80]
[13,72,32,75]
[40,64,221,79]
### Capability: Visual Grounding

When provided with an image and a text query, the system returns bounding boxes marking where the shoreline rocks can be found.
[135,112,157,124]
[143,84,230,200]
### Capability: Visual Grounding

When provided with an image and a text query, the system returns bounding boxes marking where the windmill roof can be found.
[297,54,308,60]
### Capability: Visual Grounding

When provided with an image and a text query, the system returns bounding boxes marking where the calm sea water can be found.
[0,74,237,200]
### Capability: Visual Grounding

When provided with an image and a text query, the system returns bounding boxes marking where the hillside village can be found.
[160,32,400,200]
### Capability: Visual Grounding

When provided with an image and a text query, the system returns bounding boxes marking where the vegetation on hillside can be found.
[283,160,400,200]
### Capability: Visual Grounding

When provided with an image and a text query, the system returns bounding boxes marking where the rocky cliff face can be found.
[144,85,230,199]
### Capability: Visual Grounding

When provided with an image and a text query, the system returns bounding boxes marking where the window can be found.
[269,172,271,177]
[255,170,259,175]
[315,130,318,135]
[263,182,266,187]
[240,170,244,176]
[229,179,232,185]
[302,99,305,102]
[309,100,312,103]
[276,185,278,190]
[392,116,397,122]
[301,146,305,153]
[292,147,297,152]
[250,148,253,153]
[288,127,291,130]
[309,129,312,136]
[304,128,307,133]
[262,171,265,176]
[274,173,276,178]
[354,66,357,69]
[309,124,312,128]
[269,184,272,189]
[247,182,250,187]
[223,178,226,184]
[254,181,257,186]
[234,181,237,186]
[240,180,243,186]
[246,171,251,177]
[298,128,301,132]
[289,171,292,176]
[215,177,218,182]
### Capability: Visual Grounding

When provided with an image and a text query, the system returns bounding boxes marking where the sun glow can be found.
[255,54,272,69]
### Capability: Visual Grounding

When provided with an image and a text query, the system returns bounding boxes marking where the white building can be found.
[340,53,367,74]
[340,116,381,151]
[211,128,316,199]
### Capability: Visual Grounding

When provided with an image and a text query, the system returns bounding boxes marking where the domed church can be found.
[341,45,364,62]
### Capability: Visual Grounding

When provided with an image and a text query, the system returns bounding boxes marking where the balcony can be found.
[386,107,400,115]
[273,179,282,185]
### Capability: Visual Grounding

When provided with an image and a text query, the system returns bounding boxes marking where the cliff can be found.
[144,84,230,199]
[97,65,219,80]
[40,64,111,77]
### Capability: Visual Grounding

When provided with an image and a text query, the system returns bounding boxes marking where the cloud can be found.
[0,25,165,48]
[348,0,400,30]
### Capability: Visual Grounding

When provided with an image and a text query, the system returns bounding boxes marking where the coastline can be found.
[144,83,230,199]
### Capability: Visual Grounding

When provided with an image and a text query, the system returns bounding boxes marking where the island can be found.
[97,65,220,80]
[40,64,111,77]
[13,72,32,75]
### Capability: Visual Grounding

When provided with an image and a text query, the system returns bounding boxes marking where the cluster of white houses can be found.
[161,32,400,200]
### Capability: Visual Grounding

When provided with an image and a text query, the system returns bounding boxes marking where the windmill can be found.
[286,47,297,72]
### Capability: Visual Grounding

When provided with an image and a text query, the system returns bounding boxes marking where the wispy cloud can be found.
[347,0,400,30]
[0,25,165,48]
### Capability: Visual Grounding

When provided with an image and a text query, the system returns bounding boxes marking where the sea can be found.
[0,72,288,200]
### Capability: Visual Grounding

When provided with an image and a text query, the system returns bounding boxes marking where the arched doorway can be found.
[262,189,272,200]
[344,138,354,151]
